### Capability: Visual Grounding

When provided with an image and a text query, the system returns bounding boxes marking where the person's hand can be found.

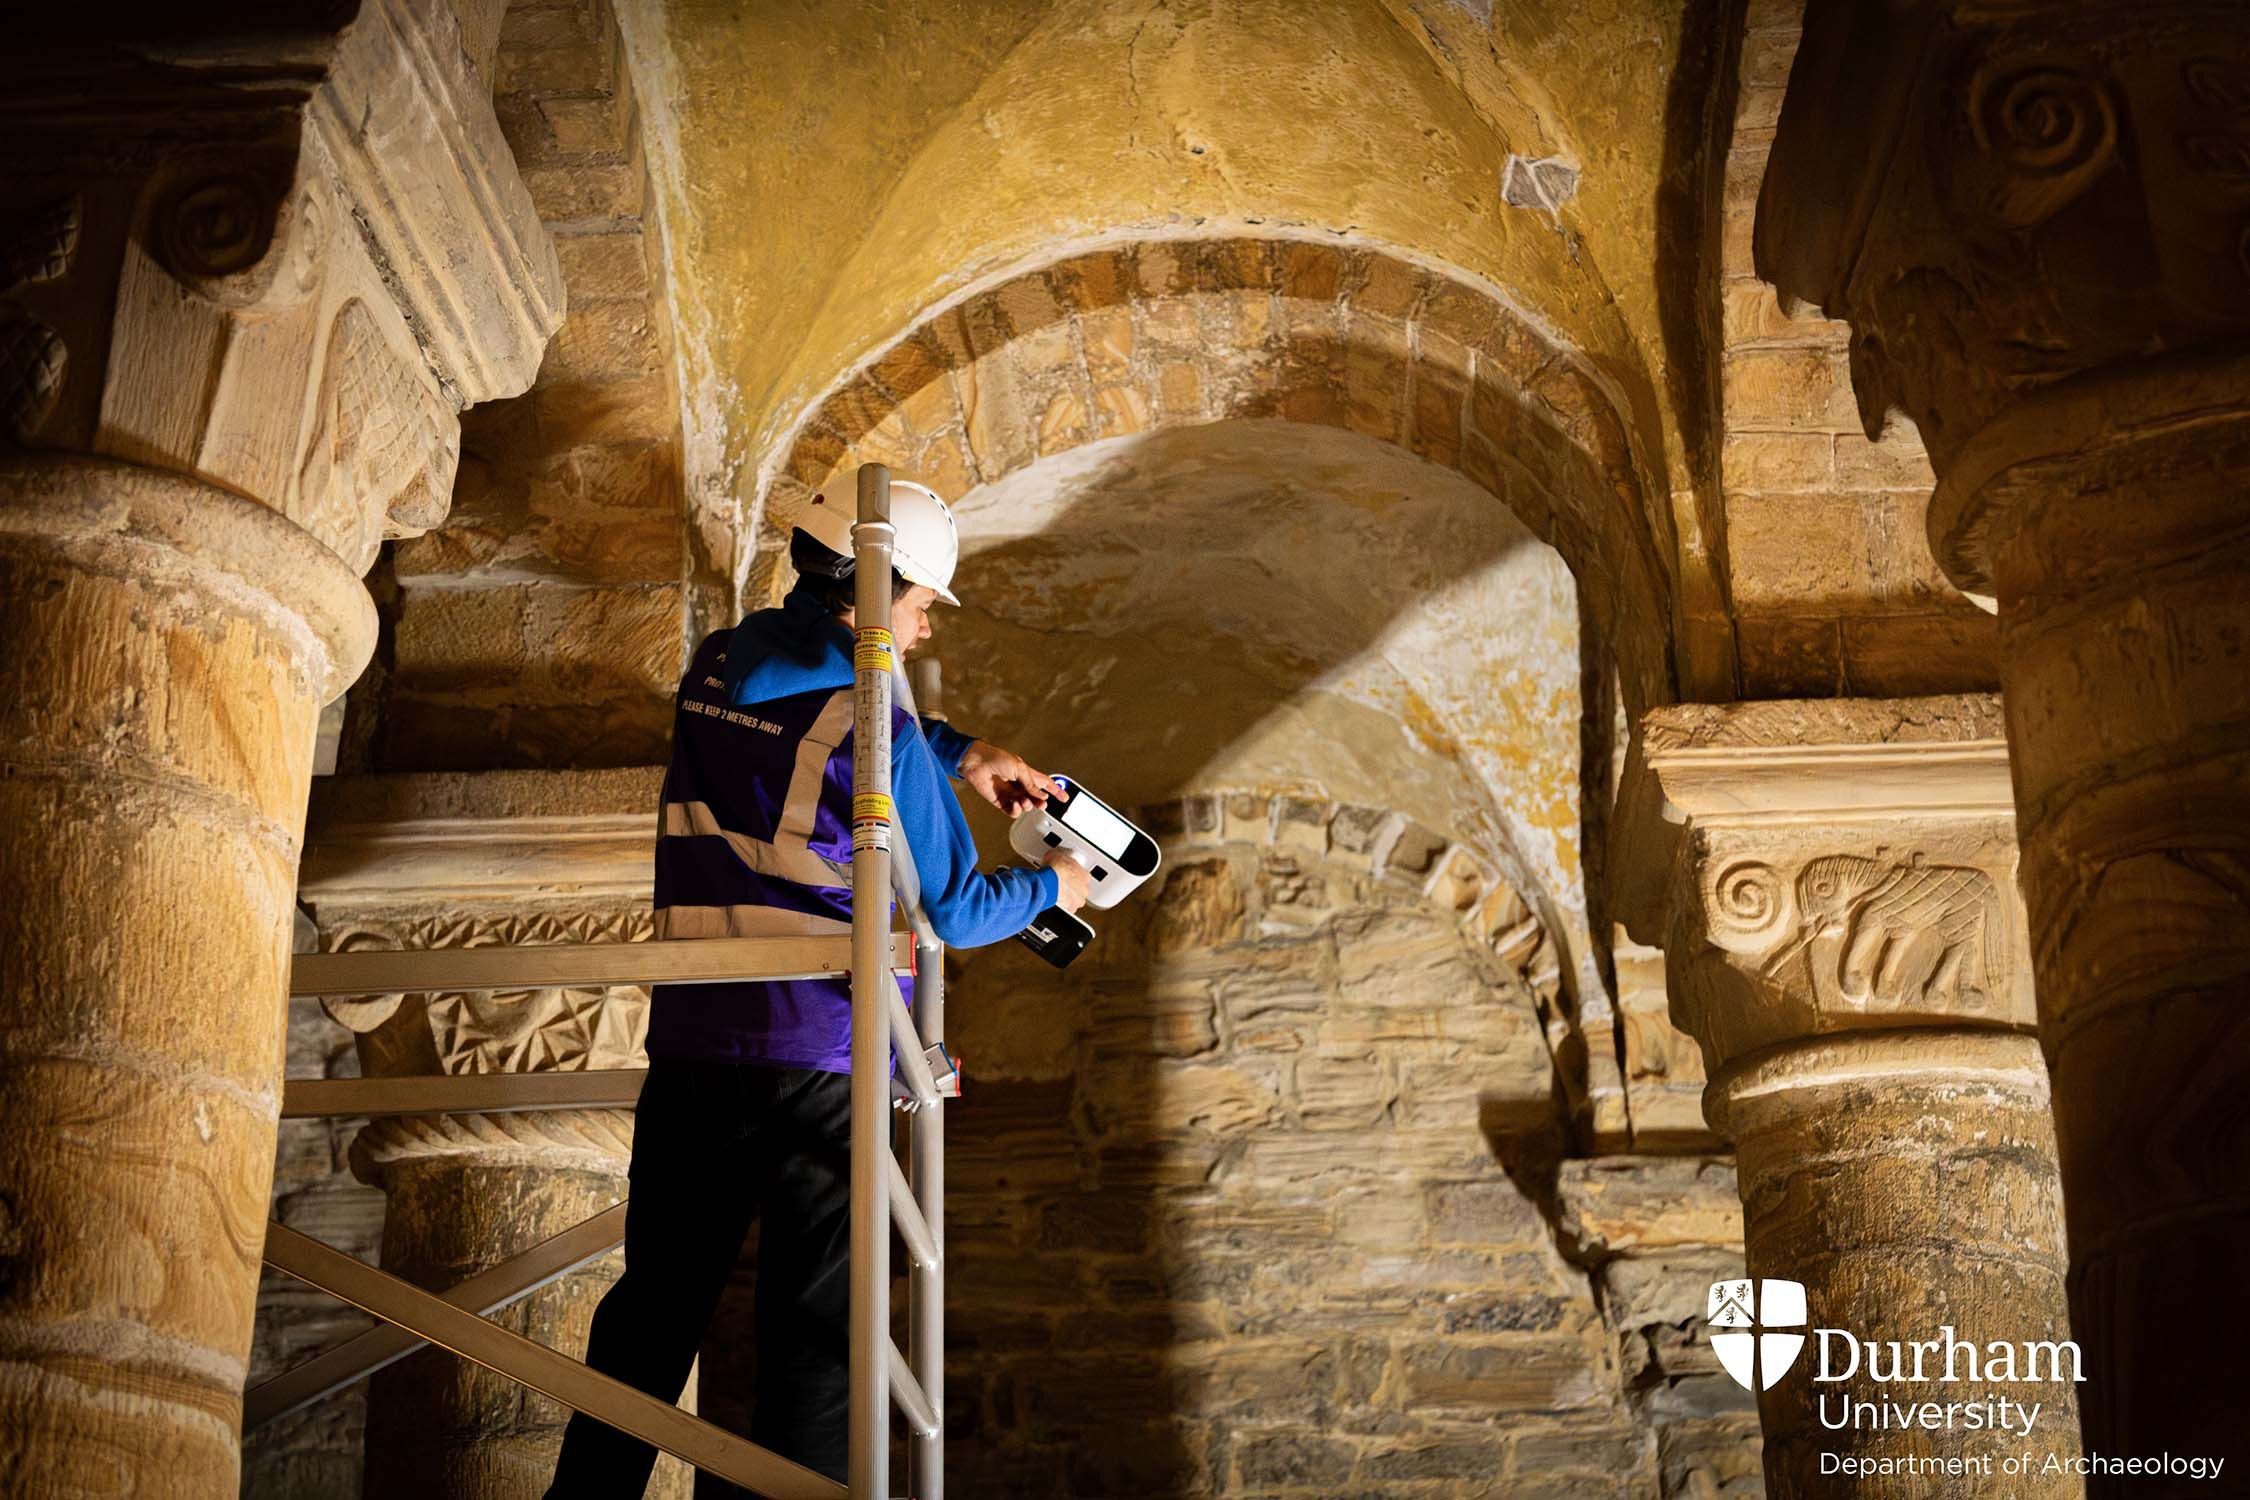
[1044,849,1092,914]
[958,739,1064,817]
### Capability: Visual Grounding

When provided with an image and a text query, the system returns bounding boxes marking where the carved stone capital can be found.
[0,1,563,572]
[298,768,665,1084]
[1754,0,2250,517]
[318,907,657,1079]
[1615,696,2033,1121]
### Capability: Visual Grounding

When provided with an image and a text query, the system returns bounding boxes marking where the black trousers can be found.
[546,1061,854,1496]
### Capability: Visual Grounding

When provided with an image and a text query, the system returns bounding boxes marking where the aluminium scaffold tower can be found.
[255,465,949,1500]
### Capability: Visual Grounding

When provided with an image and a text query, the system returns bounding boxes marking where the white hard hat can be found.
[797,480,962,606]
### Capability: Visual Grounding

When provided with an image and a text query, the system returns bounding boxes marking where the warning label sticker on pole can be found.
[854,627,894,676]
[853,792,895,853]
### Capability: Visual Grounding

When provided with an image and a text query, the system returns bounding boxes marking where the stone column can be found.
[0,6,558,1490]
[0,456,373,1493]
[1617,697,2079,1496]
[1756,3,2250,1482]
[350,1107,645,1496]
[298,769,688,1498]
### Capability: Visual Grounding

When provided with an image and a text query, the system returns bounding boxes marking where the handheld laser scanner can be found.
[1008,776,1161,968]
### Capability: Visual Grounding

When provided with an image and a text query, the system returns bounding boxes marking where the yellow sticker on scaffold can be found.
[854,627,894,674]
[852,792,895,852]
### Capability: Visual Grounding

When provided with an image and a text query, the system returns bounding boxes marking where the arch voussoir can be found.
[760,234,1678,705]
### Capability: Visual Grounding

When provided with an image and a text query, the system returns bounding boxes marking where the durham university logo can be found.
[1709,1278,1806,1391]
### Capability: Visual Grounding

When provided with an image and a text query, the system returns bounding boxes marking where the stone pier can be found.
[1757,1,2250,1482]
[0,3,558,1488]
[1618,696,2080,1496]
[0,457,373,1493]
[351,1108,641,1495]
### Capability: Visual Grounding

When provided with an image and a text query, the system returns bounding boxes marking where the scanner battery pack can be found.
[1014,904,1095,969]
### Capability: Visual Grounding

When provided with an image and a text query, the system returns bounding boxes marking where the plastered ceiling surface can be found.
[931,420,1590,978]
[616,0,1717,992]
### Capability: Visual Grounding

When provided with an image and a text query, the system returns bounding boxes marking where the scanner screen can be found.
[1060,790,1136,860]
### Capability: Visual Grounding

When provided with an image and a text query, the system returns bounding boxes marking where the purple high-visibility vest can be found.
[646,629,916,1072]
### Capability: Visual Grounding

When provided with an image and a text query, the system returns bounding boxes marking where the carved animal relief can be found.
[1705,854,2007,1016]
[296,298,460,573]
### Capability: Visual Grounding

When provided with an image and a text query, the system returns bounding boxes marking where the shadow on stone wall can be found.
[685,424,1763,1494]
[931,796,1595,1495]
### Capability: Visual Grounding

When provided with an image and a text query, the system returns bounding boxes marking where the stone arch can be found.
[759,234,1680,711]
[1145,790,1567,1017]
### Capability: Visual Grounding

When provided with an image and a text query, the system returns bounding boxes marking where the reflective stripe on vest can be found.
[777,689,854,849]
[656,687,855,892]
[659,798,848,886]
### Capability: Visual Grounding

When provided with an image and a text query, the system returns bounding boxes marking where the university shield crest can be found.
[1708,1278,1807,1391]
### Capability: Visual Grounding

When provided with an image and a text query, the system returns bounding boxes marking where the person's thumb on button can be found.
[1044,849,1092,913]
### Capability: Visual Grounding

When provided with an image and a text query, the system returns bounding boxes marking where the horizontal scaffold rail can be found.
[258,466,946,1497]
[288,933,916,997]
[281,1069,649,1119]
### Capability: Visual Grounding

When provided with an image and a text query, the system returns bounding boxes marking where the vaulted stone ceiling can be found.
[605,0,2005,717]
[619,0,1738,695]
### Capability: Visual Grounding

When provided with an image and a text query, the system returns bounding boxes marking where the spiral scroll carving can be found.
[1706,858,1794,952]
[1968,64,2118,227]
[161,173,278,281]
[1976,69,2112,173]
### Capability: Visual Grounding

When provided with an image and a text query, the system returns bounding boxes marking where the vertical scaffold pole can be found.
[907,658,947,1500]
[848,463,896,1500]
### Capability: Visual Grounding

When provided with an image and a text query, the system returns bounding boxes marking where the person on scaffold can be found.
[546,480,1090,1494]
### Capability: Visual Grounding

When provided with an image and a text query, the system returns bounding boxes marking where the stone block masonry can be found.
[371,0,693,775]
[730,791,1761,1497]
[1714,1,1997,698]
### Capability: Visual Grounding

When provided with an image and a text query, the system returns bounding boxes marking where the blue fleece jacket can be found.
[718,589,1060,947]
[644,591,1058,1069]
